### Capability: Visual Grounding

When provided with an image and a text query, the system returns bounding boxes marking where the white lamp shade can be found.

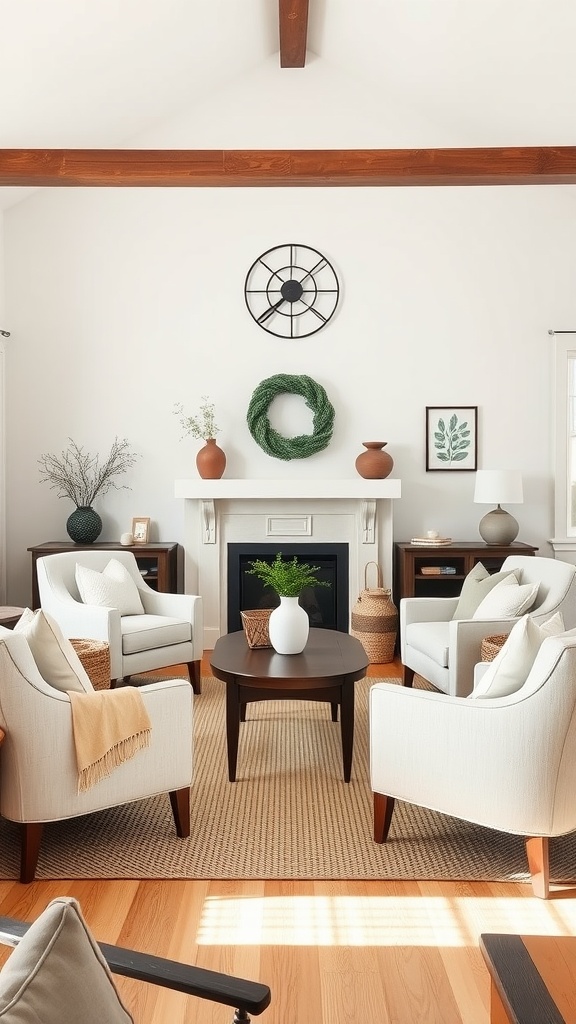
[474,470,523,505]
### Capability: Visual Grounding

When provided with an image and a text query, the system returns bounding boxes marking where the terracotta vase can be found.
[355,442,394,480]
[196,438,226,479]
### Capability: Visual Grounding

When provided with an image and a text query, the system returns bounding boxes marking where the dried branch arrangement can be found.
[38,437,139,507]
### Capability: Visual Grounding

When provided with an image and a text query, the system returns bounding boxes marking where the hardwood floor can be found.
[1,655,575,1023]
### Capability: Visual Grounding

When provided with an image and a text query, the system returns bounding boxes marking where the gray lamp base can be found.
[478,507,519,546]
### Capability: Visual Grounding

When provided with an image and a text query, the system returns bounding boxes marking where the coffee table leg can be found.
[340,681,355,783]
[225,680,240,782]
[330,702,338,721]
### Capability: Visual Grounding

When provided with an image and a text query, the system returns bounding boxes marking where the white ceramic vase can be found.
[268,596,309,655]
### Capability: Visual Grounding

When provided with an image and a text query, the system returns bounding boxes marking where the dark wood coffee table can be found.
[210,628,369,783]
[480,933,576,1023]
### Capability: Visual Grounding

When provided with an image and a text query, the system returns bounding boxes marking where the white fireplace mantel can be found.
[174,479,401,500]
[175,478,402,647]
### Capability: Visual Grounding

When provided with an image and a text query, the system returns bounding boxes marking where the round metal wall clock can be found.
[244,242,340,338]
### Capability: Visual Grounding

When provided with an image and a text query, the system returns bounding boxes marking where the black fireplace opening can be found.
[227,543,349,634]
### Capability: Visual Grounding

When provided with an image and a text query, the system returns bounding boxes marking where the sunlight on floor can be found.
[197,894,576,946]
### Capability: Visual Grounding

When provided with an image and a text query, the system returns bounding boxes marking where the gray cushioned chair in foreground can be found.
[0,897,271,1023]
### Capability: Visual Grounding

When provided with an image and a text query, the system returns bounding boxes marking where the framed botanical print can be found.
[426,406,478,471]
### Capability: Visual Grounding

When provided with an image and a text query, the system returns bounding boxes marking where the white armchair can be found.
[370,629,576,898]
[36,549,203,691]
[400,555,576,696]
[0,630,193,883]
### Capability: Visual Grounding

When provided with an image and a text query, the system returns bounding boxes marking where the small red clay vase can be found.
[196,438,226,479]
[355,442,394,480]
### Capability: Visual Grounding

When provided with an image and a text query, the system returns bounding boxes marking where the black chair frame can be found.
[0,914,271,1023]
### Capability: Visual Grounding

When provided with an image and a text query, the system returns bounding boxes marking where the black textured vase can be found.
[66,506,103,544]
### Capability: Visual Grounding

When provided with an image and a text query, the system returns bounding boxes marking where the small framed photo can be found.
[131,517,150,544]
[426,406,478,471]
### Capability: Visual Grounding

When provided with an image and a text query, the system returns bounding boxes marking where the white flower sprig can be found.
[173,397,219,440]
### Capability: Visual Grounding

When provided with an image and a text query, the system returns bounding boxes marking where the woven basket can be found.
[480,634,508,662]
[70,638,111,690]
[240,608,272,649]
[350,561,398,664]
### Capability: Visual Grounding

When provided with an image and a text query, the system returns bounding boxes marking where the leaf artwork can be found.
[433,414,471,464]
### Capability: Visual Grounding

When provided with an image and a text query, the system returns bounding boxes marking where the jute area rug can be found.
[1,673,575,881]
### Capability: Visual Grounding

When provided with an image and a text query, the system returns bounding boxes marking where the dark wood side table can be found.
[480,933,576,1023]
[394,541,539,606]
[28,541,184,609]
[0,607,25,629]
[210,628,368,784]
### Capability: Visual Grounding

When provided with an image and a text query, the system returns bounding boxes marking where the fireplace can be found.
[227,542,349,633]
[174,478,401,648]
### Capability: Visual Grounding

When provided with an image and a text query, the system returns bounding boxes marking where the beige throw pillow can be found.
[452,562,519,620]
[14,608,92,693]
[472,575,539,619]
[76,558,144,616]
[471,611,565,699]
[0,896,133,1023]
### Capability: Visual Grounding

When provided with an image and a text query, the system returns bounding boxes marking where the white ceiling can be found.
[1,1,575,209]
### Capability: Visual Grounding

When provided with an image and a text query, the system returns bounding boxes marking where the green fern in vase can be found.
[246,553,331,598]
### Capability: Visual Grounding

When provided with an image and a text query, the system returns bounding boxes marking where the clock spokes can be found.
[245,242,340,338]
[305,305,327,322]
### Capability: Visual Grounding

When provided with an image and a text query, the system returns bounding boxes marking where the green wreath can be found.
[247,374,335,461]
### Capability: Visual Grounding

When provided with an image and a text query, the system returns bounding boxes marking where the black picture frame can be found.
[426,406,478,471]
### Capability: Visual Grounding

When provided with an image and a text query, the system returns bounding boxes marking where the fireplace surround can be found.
[175,478,401,649]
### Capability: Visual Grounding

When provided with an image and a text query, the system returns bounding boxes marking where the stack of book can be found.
[420,565,457,575]
[410,536,452,546]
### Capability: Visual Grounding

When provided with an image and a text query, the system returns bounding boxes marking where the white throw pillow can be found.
[0,896,133,1023]
[76,558,144,615]
[13,608,92,693]
[471,611,565,699]
[452,562,520,620]
[472,574,539,619]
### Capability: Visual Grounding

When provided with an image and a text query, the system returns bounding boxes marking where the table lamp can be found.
[473,470,524,545]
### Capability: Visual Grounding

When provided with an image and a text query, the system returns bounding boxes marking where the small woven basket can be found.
[240,608,272,649]
[70,638,111,690]
[480,634,508,662]
[350,561,398,664]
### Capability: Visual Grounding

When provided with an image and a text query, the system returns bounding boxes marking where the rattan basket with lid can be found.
[350,561,398,664]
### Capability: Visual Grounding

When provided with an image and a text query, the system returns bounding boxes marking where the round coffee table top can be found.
[211,627,368,683]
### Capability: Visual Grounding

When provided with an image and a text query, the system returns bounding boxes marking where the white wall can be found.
[4,60,576,606]
[4,182,575,606]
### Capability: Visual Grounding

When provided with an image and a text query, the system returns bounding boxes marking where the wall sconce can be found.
[0,330,10,338]
[474,470,524,545]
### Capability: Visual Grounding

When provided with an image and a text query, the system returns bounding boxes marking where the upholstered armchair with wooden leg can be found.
[370,627,576,898]
[400,555,576,697]
[35,549,203,692]
[0,629,194,883]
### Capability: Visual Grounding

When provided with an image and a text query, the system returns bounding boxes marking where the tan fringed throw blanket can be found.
[68,688,152,792]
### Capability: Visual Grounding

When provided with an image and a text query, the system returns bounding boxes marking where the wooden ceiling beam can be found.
[2,147,576,187]
[279,0,309,68]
